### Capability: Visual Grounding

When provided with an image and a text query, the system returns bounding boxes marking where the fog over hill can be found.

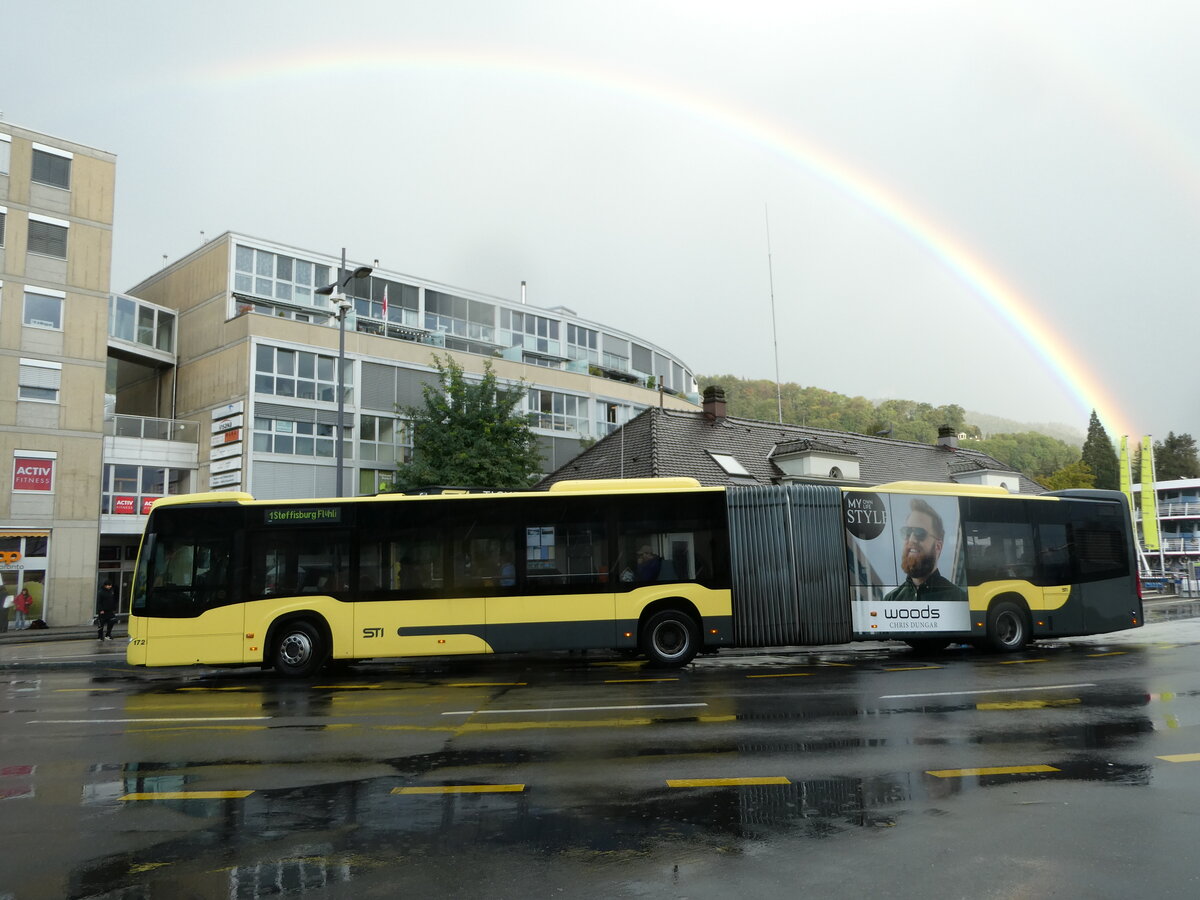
[964,412,1083,446]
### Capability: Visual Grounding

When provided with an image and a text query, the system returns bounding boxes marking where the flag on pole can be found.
[381,285,389,319]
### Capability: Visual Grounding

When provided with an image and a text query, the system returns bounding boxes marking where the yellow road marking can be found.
[1156,753,1200,763]
[393,784,525,794]
[977,699,1081,710]
[311,684,385,690]
[120,791,254,800]
[667,777,790,788]
[129,862,171,874]
[604,678,678,683]
[1000,658,1047,665]
[926,765,1058,778]
[446,682,528,687]
[1086,651,1127,658]
[746,672,811,679]
[885,666,943,672]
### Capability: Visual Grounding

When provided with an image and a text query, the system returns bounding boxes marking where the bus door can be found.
[353,522,487,658]
[141,517,244,666]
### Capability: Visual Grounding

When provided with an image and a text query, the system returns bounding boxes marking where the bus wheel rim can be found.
[280,632,312,666]
[654,622,687,658]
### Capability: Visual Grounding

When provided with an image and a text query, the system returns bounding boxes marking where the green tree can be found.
[1041,460,1096,491]
[974,432,1079,480]
[1151,432,1200,481]
[1080,410,1119,490]
[390,354,543,491]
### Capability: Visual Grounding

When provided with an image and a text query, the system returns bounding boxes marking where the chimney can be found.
[936,425,958,450]
[702,386,727,423]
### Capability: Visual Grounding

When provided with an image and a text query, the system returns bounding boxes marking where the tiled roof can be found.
[541,408,1043,494]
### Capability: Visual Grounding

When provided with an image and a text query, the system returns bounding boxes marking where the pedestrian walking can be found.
[0,582,10,634]
[96,579,117,640]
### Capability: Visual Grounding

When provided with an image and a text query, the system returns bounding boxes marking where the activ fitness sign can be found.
[13,455,55,492]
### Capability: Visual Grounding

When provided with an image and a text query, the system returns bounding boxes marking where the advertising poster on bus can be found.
[843,490,970,635]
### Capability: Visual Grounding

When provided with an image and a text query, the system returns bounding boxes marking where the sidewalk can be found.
[0,622,127,644]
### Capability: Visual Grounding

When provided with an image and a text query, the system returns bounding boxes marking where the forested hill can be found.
[697,374,1085,482]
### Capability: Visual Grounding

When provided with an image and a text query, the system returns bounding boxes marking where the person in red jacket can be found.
[13,587,33,630]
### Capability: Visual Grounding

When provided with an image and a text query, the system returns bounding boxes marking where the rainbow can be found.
[200,45,1132,438]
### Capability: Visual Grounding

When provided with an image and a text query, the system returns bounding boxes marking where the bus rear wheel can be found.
[983,601,1030,653]
[273,621,326,677]
[641,610,699,668]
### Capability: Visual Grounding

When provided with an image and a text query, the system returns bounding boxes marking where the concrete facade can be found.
[125,232,700,503]
[1,124,116,627]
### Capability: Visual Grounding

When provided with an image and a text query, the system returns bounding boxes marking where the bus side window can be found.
[1035,523,1072,585]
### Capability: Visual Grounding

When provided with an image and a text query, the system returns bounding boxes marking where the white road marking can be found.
[442,703,708,716]
[880,683,1096,700]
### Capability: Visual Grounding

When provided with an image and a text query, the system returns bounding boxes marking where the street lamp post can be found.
[315,249,373,497]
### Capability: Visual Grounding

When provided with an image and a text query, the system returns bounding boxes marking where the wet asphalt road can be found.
[3,621,1200,899]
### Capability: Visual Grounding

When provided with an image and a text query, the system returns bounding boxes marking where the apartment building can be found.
[102,233,699,600]
[1,123,116,626]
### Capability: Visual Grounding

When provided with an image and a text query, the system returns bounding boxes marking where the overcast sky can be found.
[5,1,1196,443]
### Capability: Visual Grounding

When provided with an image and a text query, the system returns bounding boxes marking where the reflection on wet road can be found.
[4,627,1200,897]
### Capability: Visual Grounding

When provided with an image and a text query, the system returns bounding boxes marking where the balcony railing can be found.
[105,415,199,443]
[1135,502,1200,519]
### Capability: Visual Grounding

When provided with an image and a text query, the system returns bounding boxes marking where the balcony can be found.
[105,415,199,443]
[101,416,200,536]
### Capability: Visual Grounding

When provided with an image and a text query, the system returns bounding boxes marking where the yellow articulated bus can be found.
[126,478,1141,676]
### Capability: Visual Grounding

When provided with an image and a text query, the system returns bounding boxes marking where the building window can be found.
[631,343,654,378]
[709,453,751,477]
[595,401,626,437]
[343,276,421,328]
[566,324,599,364]
[0,206,6,246]
[27,216,69,258]
[501,309,559,355]
[359,469,397,495]
[425,291,495,342]
[234,244,331,308]
[602,334,630,372]
[23,290,64,329]
[102,465,188,514]
[254,345,341,402]
[31,146,71,189]
[359,414,412,464]
[527,389,588,433]
[18,359,62,403]
[108,295,175,352]
[0,135,10,174]
[253,416,336,457]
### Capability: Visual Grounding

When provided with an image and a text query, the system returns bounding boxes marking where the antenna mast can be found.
[766,205,783,424]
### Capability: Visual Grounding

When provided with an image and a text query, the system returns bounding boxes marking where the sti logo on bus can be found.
[844,492,886,540]
[362,627,384,639]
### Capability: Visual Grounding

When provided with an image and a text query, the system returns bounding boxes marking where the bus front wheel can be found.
[983,601,1030,653]
[641,610,699,668]
[273,621,326,677]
